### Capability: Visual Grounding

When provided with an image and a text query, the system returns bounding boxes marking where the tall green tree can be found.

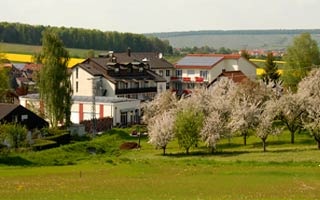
[261,52,281,85]
[174,108,204,154]
[282,33,320,91]
[38,30,72,127]
[0,51,10,103]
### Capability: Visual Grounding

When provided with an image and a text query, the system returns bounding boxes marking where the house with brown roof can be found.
[173,54,257,92]
[114,50,174,88]
[70,51,167,100]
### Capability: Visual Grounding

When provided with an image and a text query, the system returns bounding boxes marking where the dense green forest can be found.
[0,22,173,54]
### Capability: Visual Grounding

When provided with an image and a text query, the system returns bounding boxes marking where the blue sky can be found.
[1,0,319,33]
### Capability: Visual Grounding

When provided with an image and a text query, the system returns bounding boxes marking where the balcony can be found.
[115,87,157,95]
[170,76,181,81]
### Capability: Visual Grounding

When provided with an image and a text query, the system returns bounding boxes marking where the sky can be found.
[1,0,320,33]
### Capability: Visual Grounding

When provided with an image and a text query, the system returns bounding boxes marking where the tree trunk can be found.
[315,136,320,150]
[211,146,215,154]
[186,147,189,155]
[262,138,266,152]
[290,131,295,144]
[243,132,247,146]
[162,146,166,155]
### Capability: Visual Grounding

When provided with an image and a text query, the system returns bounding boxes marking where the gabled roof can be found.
[74,57,166,83]
[175,54,241,69]
[77,63,103,76]
[0,103,19,120]
[208,70,248,88]
[124,52,174,69]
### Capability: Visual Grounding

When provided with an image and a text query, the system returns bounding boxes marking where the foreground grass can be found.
[0,128,319,200]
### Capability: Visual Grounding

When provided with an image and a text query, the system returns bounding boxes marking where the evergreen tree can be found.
[38,30,72,127]
[261,52,281,85]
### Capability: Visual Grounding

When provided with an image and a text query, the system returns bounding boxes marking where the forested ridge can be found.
[0,22,173,54]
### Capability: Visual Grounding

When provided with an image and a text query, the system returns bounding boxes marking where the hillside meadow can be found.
[0,128,319,200]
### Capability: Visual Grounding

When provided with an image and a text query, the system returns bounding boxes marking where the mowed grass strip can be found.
[0,128,319,200]
[0,162,319,200]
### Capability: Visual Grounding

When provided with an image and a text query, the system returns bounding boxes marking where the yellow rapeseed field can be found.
[3,53,85,68]
[3,53,284,74]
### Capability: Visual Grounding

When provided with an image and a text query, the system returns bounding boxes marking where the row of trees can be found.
[0,22,173,54]
[143,68,320,154]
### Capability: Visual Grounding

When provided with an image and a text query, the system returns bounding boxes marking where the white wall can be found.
[237,57,257,80]
[71,67,94,96]
[71,99,140,126]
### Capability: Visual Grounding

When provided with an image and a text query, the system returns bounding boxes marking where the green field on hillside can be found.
[0,42,106,58]
[0,128,319,200]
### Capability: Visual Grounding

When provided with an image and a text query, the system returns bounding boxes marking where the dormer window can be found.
[115,68,119,73]
[139,67,144,72]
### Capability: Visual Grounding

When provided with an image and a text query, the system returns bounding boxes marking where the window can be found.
[76,81,78,93]
[187,70,195,76]
[166,70,170,76]
[159,70,163,77]
[200,71,208,80]
[76,67,79,79]
[176,69,182,77]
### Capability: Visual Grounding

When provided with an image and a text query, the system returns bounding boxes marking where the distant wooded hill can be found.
[145,30,320,50]
[0,22,173,54]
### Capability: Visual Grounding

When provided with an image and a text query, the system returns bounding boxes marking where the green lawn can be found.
[0,128,319,200]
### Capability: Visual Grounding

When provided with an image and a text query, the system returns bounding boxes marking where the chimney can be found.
[127,47,131,57]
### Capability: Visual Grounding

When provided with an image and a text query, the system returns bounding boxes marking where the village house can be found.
[70,51,167,100]
[19,94,140,127]
[0,103,48,130]
[172,54,257,93]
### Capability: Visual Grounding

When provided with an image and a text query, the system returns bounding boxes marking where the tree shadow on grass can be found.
[0,156,33,166]
[164,150,249,158]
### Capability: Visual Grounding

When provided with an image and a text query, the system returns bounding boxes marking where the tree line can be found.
[0,22,173,54]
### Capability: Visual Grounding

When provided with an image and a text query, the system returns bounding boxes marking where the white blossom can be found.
[147,111,175,155]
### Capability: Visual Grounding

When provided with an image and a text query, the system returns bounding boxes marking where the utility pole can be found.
[88,77,98,136]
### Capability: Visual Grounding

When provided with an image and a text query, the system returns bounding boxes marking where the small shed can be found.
[0,103,48,130]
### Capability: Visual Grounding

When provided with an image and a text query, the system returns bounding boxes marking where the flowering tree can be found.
[200,77,236,152]
[141,90,178,124]
[255,99,282,152]
[200,111,225,153]
[298,69,320,149]
[229,81,269,145]
[148,111,175,155]
[277,92,306,144]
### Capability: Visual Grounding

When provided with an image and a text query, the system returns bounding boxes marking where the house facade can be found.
[19,94,140,127]
[70,52,167,101]
[172,54,257,92]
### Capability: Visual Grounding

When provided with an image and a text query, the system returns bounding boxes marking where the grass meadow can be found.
[0,42,105,58]
[0,128,320,200]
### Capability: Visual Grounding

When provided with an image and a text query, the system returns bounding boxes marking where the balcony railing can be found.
[170,76,205,83]
[115,87,157,94]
